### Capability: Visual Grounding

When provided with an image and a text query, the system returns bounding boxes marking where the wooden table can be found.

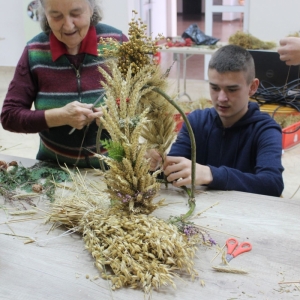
[0,154,299,299]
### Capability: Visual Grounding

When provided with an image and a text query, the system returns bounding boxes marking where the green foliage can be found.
[101,139,125,162]
[0,162,70,202]
[118,116,140,129]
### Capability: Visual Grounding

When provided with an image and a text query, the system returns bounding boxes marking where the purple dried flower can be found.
[209,237,217,245]
[183,224,200,237]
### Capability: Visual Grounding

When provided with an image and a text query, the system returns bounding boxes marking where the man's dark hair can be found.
[208,44,255,84]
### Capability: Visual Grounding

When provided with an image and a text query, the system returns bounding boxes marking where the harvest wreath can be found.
[46,11,215,295]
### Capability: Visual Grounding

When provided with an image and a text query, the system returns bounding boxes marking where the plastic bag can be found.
[182,24,219,45]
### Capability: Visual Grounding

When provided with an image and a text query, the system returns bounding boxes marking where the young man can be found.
[148,44,284,197]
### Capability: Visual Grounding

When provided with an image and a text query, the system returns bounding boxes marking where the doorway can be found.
[183,0,202,15]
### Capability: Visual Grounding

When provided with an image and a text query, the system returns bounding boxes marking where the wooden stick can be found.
[196,202,219,215]
[0,216,45,225]
[0,232,34,240]
[5,223,16,235]
[278,281,300,284]
[11,193,40,199]
[210,243,226,263]
[9,210,37,216]
[199,225,240,238]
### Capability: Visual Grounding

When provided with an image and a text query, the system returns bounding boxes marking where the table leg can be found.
[173,53,193,101]
[181,53,192,101]
[174,53,181,96]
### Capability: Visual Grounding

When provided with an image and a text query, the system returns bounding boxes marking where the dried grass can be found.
[272,114,300,129]
[47,170,200,294]
[229,31,276,50]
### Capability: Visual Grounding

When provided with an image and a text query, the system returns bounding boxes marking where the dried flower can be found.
[32,184,43,193]
[98,11,164,78]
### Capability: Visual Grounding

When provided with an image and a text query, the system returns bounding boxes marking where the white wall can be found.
[167,0,177,37]
[101,0,136,34]
[222,0,241,21]
[0,0,41,67]
[248,0,300,42]
[102,0,176,39]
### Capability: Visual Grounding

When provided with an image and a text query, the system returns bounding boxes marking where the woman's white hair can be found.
[38,0,103,34]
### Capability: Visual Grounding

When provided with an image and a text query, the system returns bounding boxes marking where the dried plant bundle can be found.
[81,208,199,292]
[96,61,164,214]
[96,57,182,214]
[229,31,276,50]
[47,170,200,294]
[46,11,204,296]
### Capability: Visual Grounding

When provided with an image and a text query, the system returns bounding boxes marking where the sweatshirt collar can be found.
[50,26,98,61]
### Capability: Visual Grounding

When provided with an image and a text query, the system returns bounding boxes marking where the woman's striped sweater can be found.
[1,23,126,168]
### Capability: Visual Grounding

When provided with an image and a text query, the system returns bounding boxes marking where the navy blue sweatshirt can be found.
[169,102,284,197]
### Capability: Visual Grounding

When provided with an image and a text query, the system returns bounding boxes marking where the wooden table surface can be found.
[0,154,299,299]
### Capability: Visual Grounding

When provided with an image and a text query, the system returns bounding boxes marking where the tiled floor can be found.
[0,14,300,200]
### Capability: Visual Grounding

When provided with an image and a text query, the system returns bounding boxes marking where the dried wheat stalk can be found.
[96,61,174,214]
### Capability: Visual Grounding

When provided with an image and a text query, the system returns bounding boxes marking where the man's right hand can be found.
[163,156,213,187]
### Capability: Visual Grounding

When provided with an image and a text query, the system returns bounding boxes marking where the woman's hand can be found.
[163,156,213,187]
[278,37,300,66]
[144,149,162,171]
[45,101,102,129]
[87,106,104,127]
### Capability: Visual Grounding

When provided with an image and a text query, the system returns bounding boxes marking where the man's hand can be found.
[163,156,213,187]
[278,37,300,66]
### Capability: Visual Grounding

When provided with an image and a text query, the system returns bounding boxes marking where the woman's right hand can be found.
[45,101,94,129]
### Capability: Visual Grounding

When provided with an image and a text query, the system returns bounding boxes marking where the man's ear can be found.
[249,78,259,97]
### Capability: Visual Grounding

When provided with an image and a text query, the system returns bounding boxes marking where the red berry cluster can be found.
[166,38,194,48]
[116,98,130,107]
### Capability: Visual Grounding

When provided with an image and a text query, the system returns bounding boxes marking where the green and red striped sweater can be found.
[1,23,127,167]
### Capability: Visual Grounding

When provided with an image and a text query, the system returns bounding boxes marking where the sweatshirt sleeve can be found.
[207,125,284,197]
[1,47,48,133]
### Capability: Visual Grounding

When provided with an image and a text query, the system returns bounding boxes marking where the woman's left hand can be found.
[87,107,104,126]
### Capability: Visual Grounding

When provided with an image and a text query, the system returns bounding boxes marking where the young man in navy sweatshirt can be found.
[148,44,284,197]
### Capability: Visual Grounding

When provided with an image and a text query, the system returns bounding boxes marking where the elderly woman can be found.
[1,0,127,167]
